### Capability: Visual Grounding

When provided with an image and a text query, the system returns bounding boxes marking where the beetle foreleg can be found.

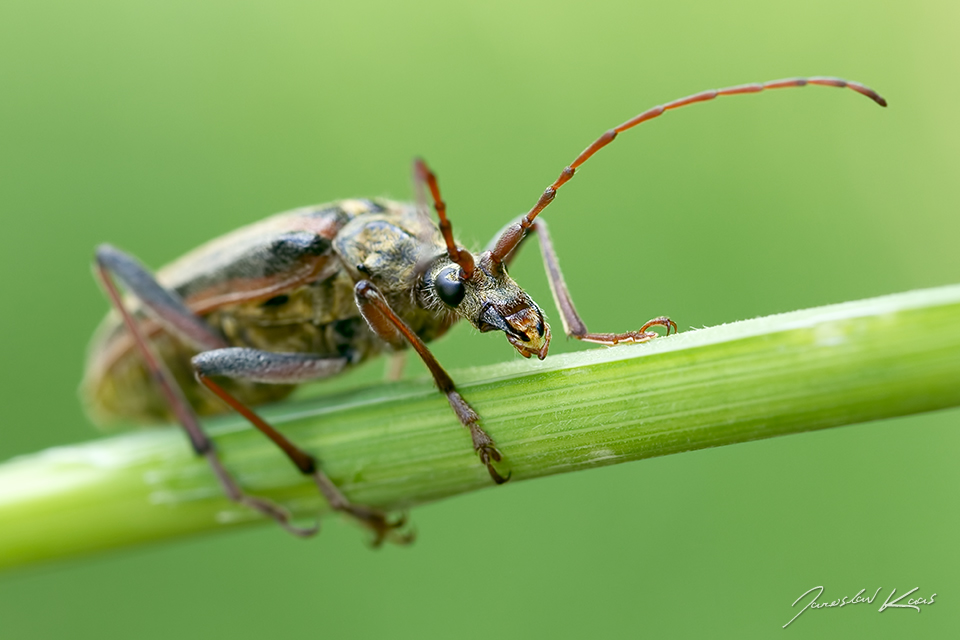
[495,217,678,344]
[192,348,411,546]
[354,280,509,484]
[93,249,317,538]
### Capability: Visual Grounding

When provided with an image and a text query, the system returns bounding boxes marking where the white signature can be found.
[783,585,937,628]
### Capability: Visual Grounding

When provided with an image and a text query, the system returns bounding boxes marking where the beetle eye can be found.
[435,266,466,307]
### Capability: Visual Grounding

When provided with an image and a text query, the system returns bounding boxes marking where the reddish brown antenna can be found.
[490,76,887,263]
[414,157,476,279]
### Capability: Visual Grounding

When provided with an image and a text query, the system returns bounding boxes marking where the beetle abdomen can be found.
[85,275,384,426]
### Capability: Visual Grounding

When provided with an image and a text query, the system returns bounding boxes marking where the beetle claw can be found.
[474,440,510,484]
[640,316,677,336]
[486,462,512,485]
[341,504,415,547]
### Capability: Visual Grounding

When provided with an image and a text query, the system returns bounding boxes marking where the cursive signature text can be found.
[783,585,936,628]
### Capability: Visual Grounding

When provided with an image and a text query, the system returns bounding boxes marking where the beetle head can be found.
[420,251,551,359]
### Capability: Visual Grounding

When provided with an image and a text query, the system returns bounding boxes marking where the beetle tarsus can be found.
[310,470,413,546]
[342,504,414,548]
[484,457,511,485]
[470,424,510,484]
[205,450,320,537]
[641,316,678,336]
[238,494,320,538]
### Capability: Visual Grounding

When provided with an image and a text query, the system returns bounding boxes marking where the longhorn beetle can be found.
[84,77,886,545]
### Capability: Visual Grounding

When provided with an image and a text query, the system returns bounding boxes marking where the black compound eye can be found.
[435,265,466,307]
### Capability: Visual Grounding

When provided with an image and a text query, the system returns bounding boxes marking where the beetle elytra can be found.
[84,76,886,544]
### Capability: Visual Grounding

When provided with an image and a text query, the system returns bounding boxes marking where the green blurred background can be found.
[1,0,957,637]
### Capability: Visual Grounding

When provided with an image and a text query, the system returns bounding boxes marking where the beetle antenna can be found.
[489,76,887,263]
[414,157,475,279]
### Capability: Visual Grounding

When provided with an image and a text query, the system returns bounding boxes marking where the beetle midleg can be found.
[192,348,410,547]
[385,352,406,382]
[493,217,678,344]
[353,280,509,484]
[93,246,317,537]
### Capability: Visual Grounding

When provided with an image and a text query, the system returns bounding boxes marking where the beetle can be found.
[83,76,886,544]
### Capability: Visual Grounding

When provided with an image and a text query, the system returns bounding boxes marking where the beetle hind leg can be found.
[94,246,318,537]
[310,470,413,547]
[193,348,413,545]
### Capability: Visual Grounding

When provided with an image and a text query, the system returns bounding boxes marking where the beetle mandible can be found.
[83,76,886,544]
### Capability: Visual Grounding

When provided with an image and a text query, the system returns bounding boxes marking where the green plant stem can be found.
[3,285,960,570]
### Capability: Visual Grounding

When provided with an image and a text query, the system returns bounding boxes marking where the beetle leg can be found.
[491,217,678,345]
[354,280,509,484]
[192,348,412,547]
[385,352,406,382]
[93,248,317,537]
[95,245,229,352]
